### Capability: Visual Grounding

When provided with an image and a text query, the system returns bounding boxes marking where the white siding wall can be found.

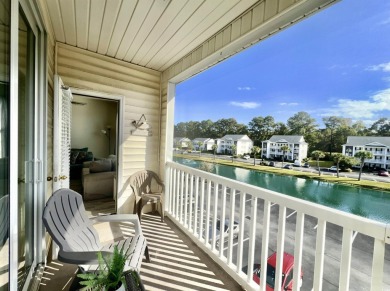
[57,43,161,213]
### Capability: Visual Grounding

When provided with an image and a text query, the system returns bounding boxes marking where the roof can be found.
[221,135,252,141]
[193,138,212,142]
[265,135,306,144]
[345,136,390,147]
[173,137,191,142]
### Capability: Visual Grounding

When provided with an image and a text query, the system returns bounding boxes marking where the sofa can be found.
[82,155,116,201]
[70,147,94,179]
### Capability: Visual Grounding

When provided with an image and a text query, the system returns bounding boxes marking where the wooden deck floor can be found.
[37,199,243,291]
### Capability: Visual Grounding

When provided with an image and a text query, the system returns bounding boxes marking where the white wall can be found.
[71,95,117,158]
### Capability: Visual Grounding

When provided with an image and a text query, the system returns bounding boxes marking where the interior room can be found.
[69,94,118,206]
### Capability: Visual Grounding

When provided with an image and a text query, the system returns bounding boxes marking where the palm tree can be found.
[354,151,373,181]
[332,153,344,178]
[197,141,203,156]
[251,146,261,166]
[280,145,290,167]
[212,144,218,160]
[311,150,325,176]
[231,145,237,162]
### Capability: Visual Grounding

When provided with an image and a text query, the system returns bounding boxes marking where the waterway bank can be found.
[174,154,390,192]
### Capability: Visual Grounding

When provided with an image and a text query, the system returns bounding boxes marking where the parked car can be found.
[208,219,239,245]
[378,169,389,177]
[243,155,250,160]
[242,252,303,291]
[328,166,338,171]
[284,164,293,169]
[303,162,310,168]
[352,164,361,169]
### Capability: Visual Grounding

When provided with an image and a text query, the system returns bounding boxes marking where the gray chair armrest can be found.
[58,250,112,265]
[90,214,142,236]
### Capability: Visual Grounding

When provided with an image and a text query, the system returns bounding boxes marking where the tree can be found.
[187,142,193,152]
[369,118,390,136]
[248,116,276,145]
[323,116,355,155]
[251,146,261,166]
[311,150,325,176]
[287,112,317,135]
[213,118,247,137]
[212,144,218,160]
[280,145,290,167]
[354,151,373,181]
[231,145,237,162]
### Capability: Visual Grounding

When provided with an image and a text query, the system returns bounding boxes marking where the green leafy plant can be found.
[77,245,139,291]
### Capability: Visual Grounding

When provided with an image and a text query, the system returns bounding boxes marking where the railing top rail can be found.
[166,161,388,241]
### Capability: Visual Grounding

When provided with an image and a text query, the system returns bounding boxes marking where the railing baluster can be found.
[184,172,189,226]
[339,228,353,290]
[227,188,236,265]
[371,238,385,291]
[313,219,327,291]
[205,179,212,244]
[198,178,205,240]
[247,195,257,282]
[188,174,194,231]
[293,212,304,291]
[237,191,246,272]
[211,182,219,250]
[260,200,271,291]
[219,185,227,258]
[194,175,199,236]
[275,205,286,291]
[180,170,185,223]
[172,168,177,217]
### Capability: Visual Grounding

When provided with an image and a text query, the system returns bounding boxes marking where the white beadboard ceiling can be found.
[43,0,259,72]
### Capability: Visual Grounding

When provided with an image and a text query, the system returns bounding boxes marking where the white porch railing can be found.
[165,161,389,291]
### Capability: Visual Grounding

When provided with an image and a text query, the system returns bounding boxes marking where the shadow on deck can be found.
[37,210,243,291]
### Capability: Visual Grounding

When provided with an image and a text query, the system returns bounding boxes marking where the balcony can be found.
[39,163,390,291]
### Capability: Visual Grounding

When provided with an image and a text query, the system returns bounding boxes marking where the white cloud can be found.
[279,102,298,106]
[230,101,260,109]
[237,86,255,91]
[366,61,390,72]
[321,88,390,119]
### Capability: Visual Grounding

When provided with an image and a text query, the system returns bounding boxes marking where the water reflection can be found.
[174,157,390,223]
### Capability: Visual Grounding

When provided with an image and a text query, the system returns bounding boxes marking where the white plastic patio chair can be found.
[42,188,150,273]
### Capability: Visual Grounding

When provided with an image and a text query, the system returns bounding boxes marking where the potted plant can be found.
[77,245,143,291]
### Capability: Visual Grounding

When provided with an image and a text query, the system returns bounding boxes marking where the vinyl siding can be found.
[56,43,161,213]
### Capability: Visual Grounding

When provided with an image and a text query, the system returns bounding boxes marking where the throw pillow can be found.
[76,151,88,164]
[70,151,79,164]
[89,159,112,173]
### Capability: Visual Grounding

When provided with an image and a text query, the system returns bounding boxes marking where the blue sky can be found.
[175,0,390,127]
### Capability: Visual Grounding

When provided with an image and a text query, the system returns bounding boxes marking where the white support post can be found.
[219,185,227,258]
[198,179,205,240]
[205,180,212,243]
[227,189,236,265]
[184,172,189,227]
[247,195,257,282]
[370,238,385,291]
[211,183,219,251]
[188,174,194,231]
[194,176,199,236]
[260,200,271,291]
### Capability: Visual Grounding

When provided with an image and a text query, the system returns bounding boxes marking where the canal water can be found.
[174,157,390,223]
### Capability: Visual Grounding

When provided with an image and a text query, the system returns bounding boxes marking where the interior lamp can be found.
[131,114,152,136]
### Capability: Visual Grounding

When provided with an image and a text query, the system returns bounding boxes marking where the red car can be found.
[251,252,303,291]
[378,170,389,177]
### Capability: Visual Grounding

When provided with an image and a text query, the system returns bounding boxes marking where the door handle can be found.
[47,177,52,181]
[59,175,68,180]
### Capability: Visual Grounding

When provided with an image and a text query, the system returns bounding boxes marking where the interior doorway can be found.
[69,93,120,212]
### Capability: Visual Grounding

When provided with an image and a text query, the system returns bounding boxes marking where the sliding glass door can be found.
[17,9,35,288]
[0,0,10,290]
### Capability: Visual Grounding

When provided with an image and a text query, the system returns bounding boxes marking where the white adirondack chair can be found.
[42,188,150,273]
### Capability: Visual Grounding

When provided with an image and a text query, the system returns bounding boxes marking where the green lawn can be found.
[174,154,390,192]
